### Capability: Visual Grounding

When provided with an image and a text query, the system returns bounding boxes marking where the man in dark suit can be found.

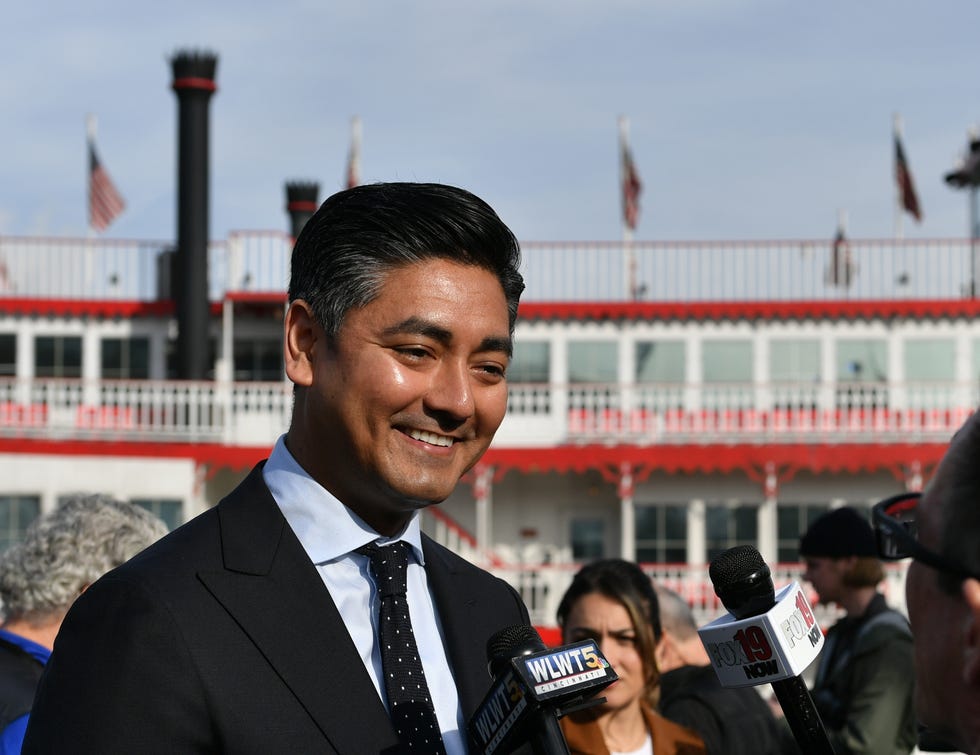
[24,183,530,754]
[653,584,783,755]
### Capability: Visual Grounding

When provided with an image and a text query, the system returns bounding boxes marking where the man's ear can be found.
[963,578,980,686]
[654,632,679,672]
[283,300,319,387]
[654,634,670,668]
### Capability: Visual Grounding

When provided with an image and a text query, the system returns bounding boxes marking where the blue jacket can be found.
[0,629,50,755]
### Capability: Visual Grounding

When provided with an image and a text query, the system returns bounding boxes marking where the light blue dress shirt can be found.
[263,435,465,755]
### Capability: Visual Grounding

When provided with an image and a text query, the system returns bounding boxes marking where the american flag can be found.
[88,137,125,232]
[894,131,921,222]
[620,123,642,231]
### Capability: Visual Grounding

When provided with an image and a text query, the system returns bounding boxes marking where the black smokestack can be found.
[285,181,320,242]
[170,50,218,380]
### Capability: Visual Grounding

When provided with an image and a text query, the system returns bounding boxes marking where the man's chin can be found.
[399,490,452,510]
[392,497,439,512]
[386,472,461,509]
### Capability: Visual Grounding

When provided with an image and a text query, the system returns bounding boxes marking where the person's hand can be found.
[766,691,785,719]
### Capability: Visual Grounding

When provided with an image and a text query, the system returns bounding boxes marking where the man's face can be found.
[286,259,512,536]
[905,472,968,744]
[802,556,847,606]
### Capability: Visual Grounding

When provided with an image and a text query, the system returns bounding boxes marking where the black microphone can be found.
[467,624,618,755]
[710,544,778,619]
[708,545,835,755]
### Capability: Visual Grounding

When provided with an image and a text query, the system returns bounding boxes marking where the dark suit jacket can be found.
[659,664,783,755]
[23,464,530,754]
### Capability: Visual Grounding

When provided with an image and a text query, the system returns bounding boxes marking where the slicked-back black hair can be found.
[288,182,524,337]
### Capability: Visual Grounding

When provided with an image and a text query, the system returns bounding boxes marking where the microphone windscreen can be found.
[709,544,767,590]
[486,625,547,677]
[709,544,776,619]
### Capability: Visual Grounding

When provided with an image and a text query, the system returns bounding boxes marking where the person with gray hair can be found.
[0,494,167,753]
[654,583,783,755]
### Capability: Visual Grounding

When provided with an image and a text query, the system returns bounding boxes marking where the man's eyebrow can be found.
[382,317,512,357]
[382,317,451,343]
[482,336,514,359]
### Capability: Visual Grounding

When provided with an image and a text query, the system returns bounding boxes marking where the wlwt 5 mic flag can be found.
[619,116,642,231]
[87,116,125,233]
[894,123,922,222]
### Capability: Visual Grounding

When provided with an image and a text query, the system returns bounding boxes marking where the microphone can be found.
[467,624,618,755]
[710,544,778,619]
[703,545,835,755]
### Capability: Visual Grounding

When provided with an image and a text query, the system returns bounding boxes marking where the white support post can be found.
[474,464,494,566]
[619,461,636,561]
[687,499,706,566]
[757,462,779,565]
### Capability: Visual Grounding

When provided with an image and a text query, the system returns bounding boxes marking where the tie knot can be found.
[357,541,411,598]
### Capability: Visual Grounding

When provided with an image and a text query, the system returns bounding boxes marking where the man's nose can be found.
[426,360,474,419]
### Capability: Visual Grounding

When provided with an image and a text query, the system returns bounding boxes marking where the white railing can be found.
[1,233,978,303]
[0,232,294,301]
[0,378,291,446]
[508,380,978,445]
[489,561,907,629]
[0,377,974,447]
[0,236,169,300]
[520,238,979,301]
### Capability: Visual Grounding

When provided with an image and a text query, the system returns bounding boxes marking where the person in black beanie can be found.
[794,506,916,755]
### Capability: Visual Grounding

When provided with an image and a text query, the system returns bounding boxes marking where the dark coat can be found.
[23,463,529,754]
[659,664,783,755]
[809,594,916,755]
[0,634,45,731]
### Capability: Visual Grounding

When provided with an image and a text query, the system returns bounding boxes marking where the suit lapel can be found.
[197,466,400,754]
[423,537,491,720]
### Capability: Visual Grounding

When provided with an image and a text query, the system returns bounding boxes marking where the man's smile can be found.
[405,428,455,448]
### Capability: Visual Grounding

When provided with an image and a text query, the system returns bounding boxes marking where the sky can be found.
[4,0,980,245]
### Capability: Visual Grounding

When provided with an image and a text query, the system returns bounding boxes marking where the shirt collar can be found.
[263,435,425,566]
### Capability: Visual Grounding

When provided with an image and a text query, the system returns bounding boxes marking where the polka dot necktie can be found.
[357,541,447,755]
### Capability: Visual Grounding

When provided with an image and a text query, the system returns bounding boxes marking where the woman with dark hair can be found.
[556,559,706,755]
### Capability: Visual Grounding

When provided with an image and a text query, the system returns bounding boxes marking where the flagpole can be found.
[893,113,905,240]
[346,115,362,189]
[84,114,96,291]
[619,115,636,300]
[836,208,851,300]
[839,208,848,301]
[86,114,97,241]
[969,127,979,299]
